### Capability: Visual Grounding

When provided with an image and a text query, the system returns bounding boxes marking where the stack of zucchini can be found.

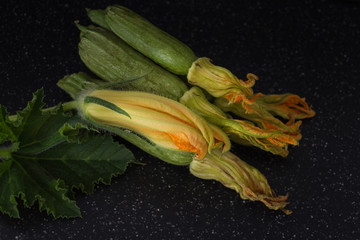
[57,5,315,213]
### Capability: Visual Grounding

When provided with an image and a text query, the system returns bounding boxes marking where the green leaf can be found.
[0,106,17,143]
[0,89,135,219]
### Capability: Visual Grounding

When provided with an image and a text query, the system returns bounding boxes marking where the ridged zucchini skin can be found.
[77,24,188,101]
[86,8,111,30]
[105,5,196,75]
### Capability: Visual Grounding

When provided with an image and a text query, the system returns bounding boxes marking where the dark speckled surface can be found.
[1,0,359,239]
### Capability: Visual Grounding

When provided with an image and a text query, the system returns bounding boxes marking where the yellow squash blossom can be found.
[81,90,231,160]
[254,93,315,120]
[190,149,291,214]
[215,96,303,141]
[187,57,257,104]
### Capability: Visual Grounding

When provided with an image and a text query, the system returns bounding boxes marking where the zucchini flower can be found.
[190,149,291,213]
[187,57,257,104]
[254,93,315,120]
[78,89,231,164]
[215,97,303,142]
[180,87,299,157]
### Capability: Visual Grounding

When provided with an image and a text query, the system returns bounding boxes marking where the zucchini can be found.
[86,8,111,30]
[77,23,189,101]
[104,5,196,75]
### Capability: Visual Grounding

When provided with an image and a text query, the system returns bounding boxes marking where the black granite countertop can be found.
[1,0,359,239]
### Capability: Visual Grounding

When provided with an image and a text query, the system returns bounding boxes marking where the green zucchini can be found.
[104,5,196,75]
[77,23,188,101]
[86,8,111,30]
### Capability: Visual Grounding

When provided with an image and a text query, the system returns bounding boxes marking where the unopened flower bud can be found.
[187,57,257,104]
[79,90,231,164]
